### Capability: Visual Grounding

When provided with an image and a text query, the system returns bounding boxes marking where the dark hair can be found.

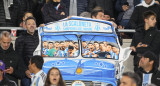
[91,10,104,18]
[55,41,59,43]
[122,72,141,86]
[74,42,78,44]
[143,10,157,20]
[25,16,36,25]
[23,11,33,18]
[94,41,98,43]
[30,55,44,69]
[142,51,158,67]
[60,41,64,44]
[44,67,66,86]
[68,45,74,50]
[48,42,53,44]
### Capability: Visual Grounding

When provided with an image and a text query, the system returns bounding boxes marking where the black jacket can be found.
[0,76,17,86]
[131,26,160,56]
[136,67,160,86]
[0,44,25,84]
[88,0,115,18]
[129,2,160,29]
[42,1,67,23]
[131,26,160,69]
[15,32,39,70]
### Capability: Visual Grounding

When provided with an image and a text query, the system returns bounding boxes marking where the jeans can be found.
[21,77,31,86]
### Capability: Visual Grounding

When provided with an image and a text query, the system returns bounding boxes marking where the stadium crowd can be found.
[0,0,160,86]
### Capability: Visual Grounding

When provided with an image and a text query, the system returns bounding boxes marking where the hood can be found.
[136,0,155,7]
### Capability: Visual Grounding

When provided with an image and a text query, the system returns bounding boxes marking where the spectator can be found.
[136,51,160,86]
[129,0,160,29]
[115,0,134,29]
[0,60,17,86]
[44,67,66,86]
[130,11,160,72]
[0,0,22,27]
[88,0,116,19]
[29,56,46,86]
[91,9,104,20]
[120,72,140,86]
[62,0,88,16]
[15,17,39,86]
[0,31,25,84]
[42,0,67,23]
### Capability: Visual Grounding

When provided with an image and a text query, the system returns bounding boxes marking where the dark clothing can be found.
[62,0,88,16]
[15,32,39,70]
[131,26,160,71]
[0,0,21,26]
[136,67,160,86]
[88,0,115,18]
[42,1,67,23]
[0,44,25,84]
[0,76,17,86]
[129,2,160,29]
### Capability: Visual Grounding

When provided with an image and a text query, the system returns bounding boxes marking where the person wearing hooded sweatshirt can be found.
[129,0,160,29]
[136,51,160,86]
[42,0,67,23]
[130,11,160,72]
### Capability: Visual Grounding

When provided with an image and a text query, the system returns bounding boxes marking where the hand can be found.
[25,70,31,78]
[130,46,136,52]
[136,42,142,48]
[122,5,129,11]
[60,12,65,15]
[4,67,14,74]
[39,24,45,27]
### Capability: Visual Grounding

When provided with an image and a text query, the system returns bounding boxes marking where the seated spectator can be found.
[120,72,140,86]
[42,0,67,23]
[130,11,160,72]
[29,56,46,86]
[44,67,66,86]
[136,51,160,86]
[0,60,17,86]
[129,0,160,29]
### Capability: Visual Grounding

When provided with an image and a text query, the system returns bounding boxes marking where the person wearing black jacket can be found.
[0,31,25,85]
[130,11,160,72]
[15,17,39,86]
[42,0,67,23]
[0,60,17,86]
[136,51,160,86]
[88,0,116,19]
[129,0,160,29]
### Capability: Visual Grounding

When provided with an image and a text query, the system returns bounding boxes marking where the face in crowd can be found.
[0,34,11,50]
[23,12,33,21]
[54,42,59,48]
[26,18,37,35]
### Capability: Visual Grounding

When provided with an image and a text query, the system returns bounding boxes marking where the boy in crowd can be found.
[29,56,46,86]
[130,11,160,71]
